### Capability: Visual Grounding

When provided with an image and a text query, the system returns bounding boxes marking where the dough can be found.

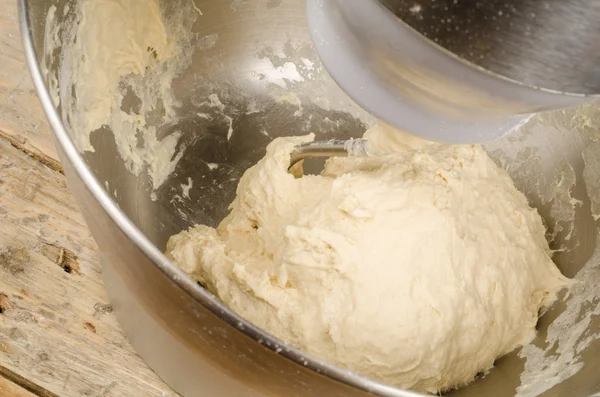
[58,0,198,189]
[166,124,569,393]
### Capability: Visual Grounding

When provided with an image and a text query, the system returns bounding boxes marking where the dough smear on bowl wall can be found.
[166,123,570,394]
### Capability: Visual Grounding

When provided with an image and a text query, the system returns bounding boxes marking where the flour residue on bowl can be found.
[52,0,199,190]
[506,105,600,397]
[41,5,61,108]
[255,40,376,131]
[517,251,600,397]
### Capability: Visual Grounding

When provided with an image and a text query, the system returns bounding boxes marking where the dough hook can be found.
[290,139,368,168]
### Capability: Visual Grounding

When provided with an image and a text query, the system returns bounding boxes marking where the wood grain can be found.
[0,0,61,164]
[0,0,180,395]
[0,138,179,397]
[0,365,59,397]
[0,376,39,397]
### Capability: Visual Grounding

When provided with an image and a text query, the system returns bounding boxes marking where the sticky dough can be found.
[60,0,196,189]
[166,124,569,393]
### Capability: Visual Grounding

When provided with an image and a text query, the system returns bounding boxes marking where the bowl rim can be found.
[17,1,422,396]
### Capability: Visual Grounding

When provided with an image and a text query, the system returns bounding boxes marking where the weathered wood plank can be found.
[0,365,59,397]
[0,1,180,395]
[0,0,61,165]
[0,136,179,396]
[0,375,39,397]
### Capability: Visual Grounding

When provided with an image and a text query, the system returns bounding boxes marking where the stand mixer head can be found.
[307,0,600,143]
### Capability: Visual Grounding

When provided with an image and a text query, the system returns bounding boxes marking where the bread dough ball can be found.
[166,124,569,393]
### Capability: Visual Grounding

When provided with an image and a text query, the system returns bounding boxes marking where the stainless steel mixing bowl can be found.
[19,0,600,396]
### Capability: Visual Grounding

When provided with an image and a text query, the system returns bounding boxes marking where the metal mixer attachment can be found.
[290,139,368,169]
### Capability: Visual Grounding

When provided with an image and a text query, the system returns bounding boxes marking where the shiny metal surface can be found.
[20,0,600,396]
[307,0,596,143]
[378,0,600,94]
[290,139,367,167]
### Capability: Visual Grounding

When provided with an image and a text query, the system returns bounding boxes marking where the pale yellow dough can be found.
[59,0,197,189]
[166,124,569,393]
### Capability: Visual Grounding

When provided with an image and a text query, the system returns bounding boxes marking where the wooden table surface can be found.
[0,1,180,396]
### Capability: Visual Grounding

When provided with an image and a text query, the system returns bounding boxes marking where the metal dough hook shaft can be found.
[290,138,368,168]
